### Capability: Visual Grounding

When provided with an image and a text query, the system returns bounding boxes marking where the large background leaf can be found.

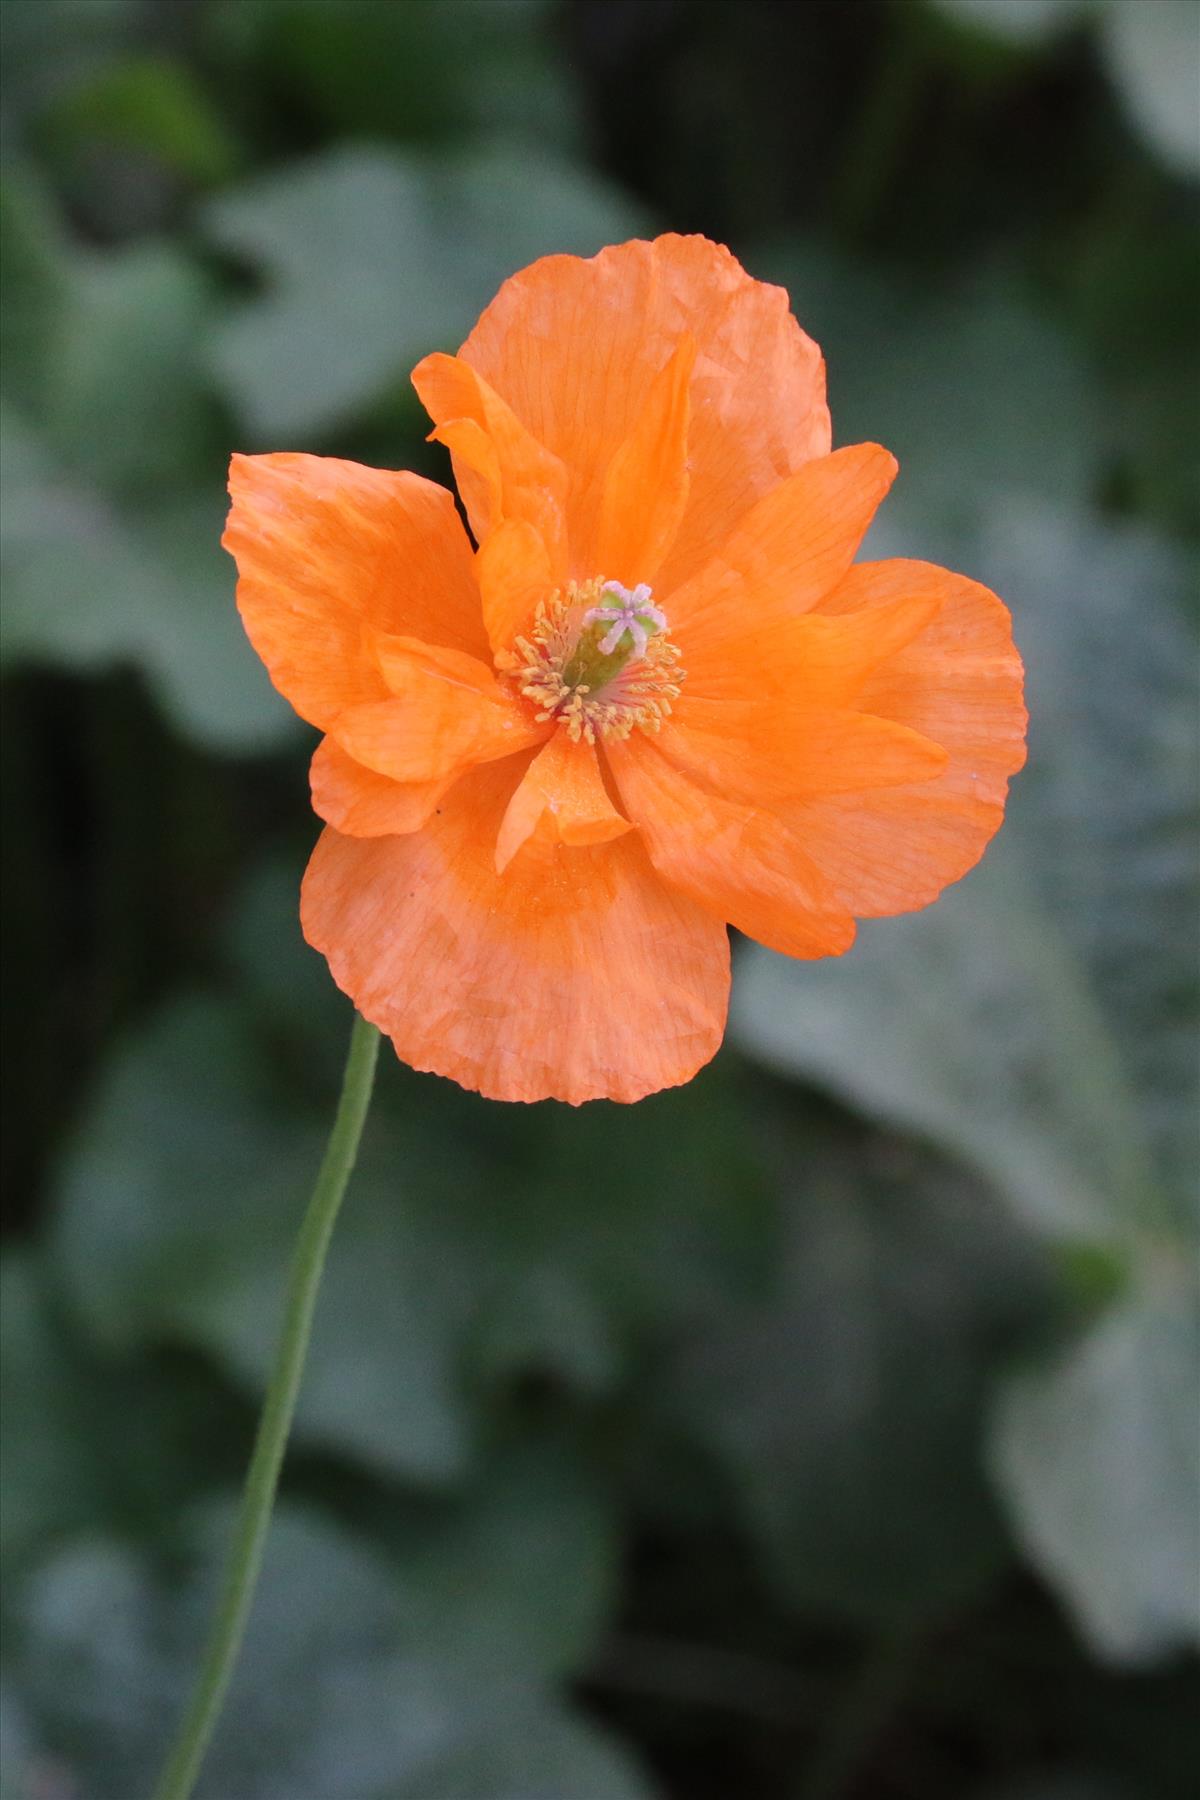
[7,1501,650,1800]
[201,143,649,437]
[0,175,294,751]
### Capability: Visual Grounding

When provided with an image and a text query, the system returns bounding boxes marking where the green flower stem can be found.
[152,1010,381,1800]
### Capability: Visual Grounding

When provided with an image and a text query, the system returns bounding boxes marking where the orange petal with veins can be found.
[302,759,729,1105]
[329,637,545,783]
[587,333,696,588]
[223,453,487,729]
[310,736,455,838]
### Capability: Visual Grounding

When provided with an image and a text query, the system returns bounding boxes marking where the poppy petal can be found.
[224,453,488,729]
[301,761,730,1105]
[310,737,453,837]
[789,559,1027,914]
[657,701,949,800]
[412,351,569,577]
[475,516,558,656]
[668,444,898,685]
[459,235,831,597]
[329,637,545,782]
[764,591,945,702]
[494,729,632,874]
[587,332,696,587]
[607,735,856,959]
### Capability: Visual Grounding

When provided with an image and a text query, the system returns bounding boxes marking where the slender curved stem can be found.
[151,1011,381,1800]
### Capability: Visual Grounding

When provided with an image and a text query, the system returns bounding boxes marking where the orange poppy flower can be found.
[224,235,1026,1105]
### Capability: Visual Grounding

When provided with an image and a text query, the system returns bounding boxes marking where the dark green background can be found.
[2,2,1197,1797]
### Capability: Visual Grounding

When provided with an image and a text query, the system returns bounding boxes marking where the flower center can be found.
[504,578,685,743]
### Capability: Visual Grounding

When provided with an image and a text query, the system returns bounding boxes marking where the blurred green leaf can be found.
[926,0,1087,46]
[731,501,1199,1660]
[217,0,578,152]
[928,0,1200,177]
[991,1287,1200,1664]
[732,848,1142,1245]
[755,245,1107,535]
[1100,0,1200,178]
[10,1503,653,1800]
[0,422,296,752]
[51,243,221,497]
[0,172,295,751]
[201,142,648,437]
[0,1253,129,1569]
[407,1708,655,1800]
[40,54,241,188]
[0,169,222,492]
[0,1252,235,1579]
[655,1131,1039,1627]
[49,993,473,1483]
[0,174,70,417]
[0,0,136,129]
[0,1683,46,1800]
[50,931,769,1484]
[370,1438,620,1687]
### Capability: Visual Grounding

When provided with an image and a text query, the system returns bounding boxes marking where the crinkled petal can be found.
[310,737,454,838]
[474,516,558,656]
[763,592,945,702]
[657,701,948,800]
[607,736,855,960]
[329,637,545,783]
[301,760,730,1104]
[412,352,569,577]
[785,559,1028,914]
[494,729,632,874]
[668,445,898,688]
[458,234,831,598]
[586,333,696,588]
[223,453,487,729]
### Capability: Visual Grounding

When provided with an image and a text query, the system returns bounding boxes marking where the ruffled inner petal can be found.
[329,636,546,783]
[474,517,559,657]
[494,729,632,874]
[584,332,696,588]
[412,352,569,574]
[667,444,898,684]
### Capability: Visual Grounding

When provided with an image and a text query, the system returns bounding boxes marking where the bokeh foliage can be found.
[1,2,1197,1797]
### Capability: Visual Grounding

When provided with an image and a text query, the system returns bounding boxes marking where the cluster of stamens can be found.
[503,577,684,744]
